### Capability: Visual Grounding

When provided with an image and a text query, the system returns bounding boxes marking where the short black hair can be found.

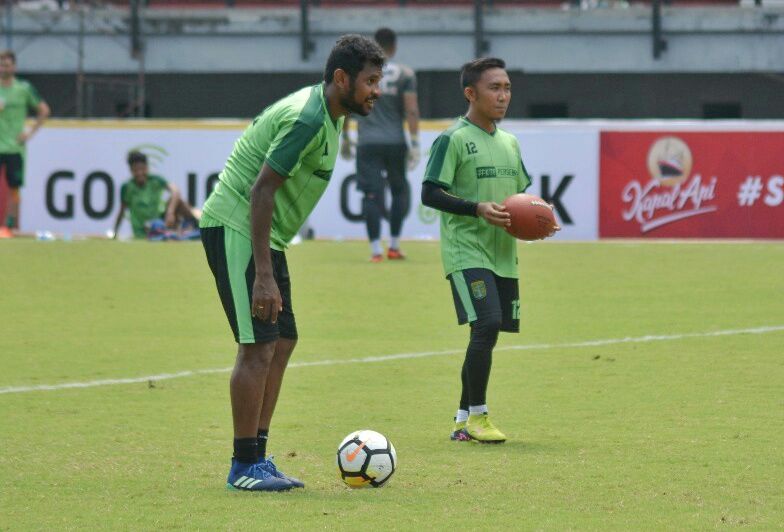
[127,150,147,166]
[324,34,385,84]
[0,50,16,63]
[374,28,396,51]
[460,57,507,90]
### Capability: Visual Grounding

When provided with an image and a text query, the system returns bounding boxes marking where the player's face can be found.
[0,57,15,81]
[130,162,148,184]
[343,64,382,117]
[470,68,511,121]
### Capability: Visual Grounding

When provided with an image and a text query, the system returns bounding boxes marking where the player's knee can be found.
[363,193,383,210]
[238,342,276,371]
[470,316,501,349]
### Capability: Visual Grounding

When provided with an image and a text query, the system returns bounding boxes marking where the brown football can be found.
[502,193,558,241]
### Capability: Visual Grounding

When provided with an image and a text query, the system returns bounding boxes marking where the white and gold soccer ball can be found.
[336,429,397,488]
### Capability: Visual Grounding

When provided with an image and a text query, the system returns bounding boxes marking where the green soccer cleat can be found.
[450,420,473,442]
[466,413,506,443]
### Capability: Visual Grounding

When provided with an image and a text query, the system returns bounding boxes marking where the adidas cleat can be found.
[226,459,292,492]
[260,456,305,489]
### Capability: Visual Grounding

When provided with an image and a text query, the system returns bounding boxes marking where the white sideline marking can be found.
[1,325,782,396]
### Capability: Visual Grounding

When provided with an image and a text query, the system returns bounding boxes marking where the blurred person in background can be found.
[200,35,384,491]
[0,50,49,238]
[341,27,420,262]
[112,150,199,239]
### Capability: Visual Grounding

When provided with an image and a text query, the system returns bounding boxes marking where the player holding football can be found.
[422,58,530,444]
[200,35,384,491]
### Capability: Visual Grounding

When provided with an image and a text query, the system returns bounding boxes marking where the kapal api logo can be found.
[622,136,718,233]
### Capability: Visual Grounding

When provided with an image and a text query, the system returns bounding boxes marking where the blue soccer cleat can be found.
[259,456,305,489]
[226,459,292,492]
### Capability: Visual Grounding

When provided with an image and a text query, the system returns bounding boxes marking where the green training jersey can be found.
[202,83,343,250]
[424,117,531,279]
[121,175,168,238]
[0,78,42,155]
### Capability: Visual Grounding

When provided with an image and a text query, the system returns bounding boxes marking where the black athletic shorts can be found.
[356,144,408,195]
[0,153,24,188]
[448,268,520,333]
[201,224,297,344]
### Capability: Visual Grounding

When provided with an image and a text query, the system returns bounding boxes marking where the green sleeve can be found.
[265,114,322,178]
[424,134,459,189]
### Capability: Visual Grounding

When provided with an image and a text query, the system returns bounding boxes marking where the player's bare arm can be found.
[164,183,181,226]
[404,91,420,169]
[18,101,50,144]
[250,163,286,324]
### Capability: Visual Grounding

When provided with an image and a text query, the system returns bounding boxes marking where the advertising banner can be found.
[19,120,600,241]
[600,132,784,238]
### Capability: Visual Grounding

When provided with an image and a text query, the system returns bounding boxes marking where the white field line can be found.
[1,325,782,396]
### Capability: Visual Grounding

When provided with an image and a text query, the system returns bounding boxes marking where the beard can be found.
[340,80,372,117]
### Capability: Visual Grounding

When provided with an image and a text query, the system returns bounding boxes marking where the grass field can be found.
[1,239,783,530]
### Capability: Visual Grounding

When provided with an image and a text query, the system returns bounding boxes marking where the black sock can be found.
[257,429,269,460]
[233,438,258,464]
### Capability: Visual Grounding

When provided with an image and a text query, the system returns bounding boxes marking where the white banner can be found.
[22,120,599,240]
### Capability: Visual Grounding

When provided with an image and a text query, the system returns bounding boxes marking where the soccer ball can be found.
[336,430,397,488]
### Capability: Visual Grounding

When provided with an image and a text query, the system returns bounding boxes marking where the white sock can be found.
[469,405,488,415]
[455,409,469,423]
[390,236,400,250]
[370,240,383,255]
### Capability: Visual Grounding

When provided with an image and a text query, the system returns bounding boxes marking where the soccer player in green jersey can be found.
[112,151,198,239]
[0,50,50,238]
[200,35,384,491]
[422,57,531,444]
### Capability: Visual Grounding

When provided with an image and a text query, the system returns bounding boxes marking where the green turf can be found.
[1,239,782,529]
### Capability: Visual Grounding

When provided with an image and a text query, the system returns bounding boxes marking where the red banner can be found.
[600,132,784,238]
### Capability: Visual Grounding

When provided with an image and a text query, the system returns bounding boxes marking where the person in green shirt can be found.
[112,151,198,239]
[422,57,543,444]
[200,34,384,491]
[0,50,50,238]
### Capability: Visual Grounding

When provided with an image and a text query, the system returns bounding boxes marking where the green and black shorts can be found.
[448,268,520,333]
[201,223,297,344]
[0,153,25,188]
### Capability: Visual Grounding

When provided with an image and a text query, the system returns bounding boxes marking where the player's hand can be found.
[477,202,511,228]
[252,272,283,324]
[407,143,421,170]
[340,136,354,160]
[17,131,31,145]
[547,203,562,237]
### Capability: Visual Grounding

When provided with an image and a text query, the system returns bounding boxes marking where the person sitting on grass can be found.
[112,150,199,239]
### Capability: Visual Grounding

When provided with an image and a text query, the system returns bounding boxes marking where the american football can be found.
[502,193,559,241]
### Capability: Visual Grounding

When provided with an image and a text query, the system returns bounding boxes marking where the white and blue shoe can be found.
[259,456,305,489]
[226,459,292,492]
